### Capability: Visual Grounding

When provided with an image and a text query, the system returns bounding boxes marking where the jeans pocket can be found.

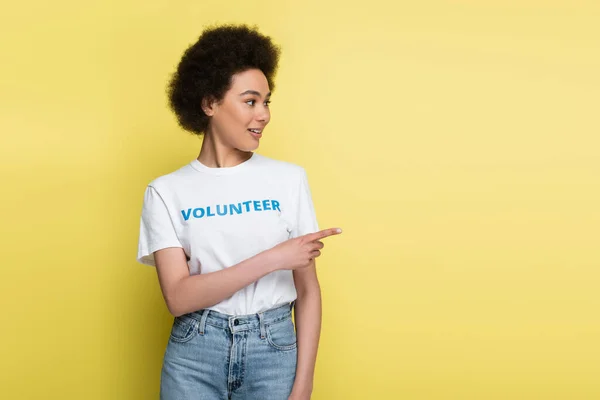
[169,315,198,343]
[265,317,297,351]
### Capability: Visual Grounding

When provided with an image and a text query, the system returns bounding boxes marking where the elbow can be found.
[164,287,186,317]
[165,297,183,317]
[167,301,191,318]
[168,307,184,318]
[163,276,192,317]
[164,287,199,317]
[296,283,321,299]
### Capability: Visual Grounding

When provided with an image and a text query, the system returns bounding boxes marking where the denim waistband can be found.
[182,300,295,336]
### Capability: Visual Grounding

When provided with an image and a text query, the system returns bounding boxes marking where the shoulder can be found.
[252,153,306,180]
[145,162,197,193]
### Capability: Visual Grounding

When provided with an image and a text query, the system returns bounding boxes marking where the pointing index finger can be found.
[304,228,342,242]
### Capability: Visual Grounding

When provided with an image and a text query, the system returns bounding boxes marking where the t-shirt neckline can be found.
[190,152,257,175]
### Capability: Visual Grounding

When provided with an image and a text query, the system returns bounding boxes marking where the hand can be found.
[288,386,312,400]
[288,395,310,400]
[265,228,342,271]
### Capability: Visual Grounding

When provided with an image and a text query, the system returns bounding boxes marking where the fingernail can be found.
[336,228,342,233]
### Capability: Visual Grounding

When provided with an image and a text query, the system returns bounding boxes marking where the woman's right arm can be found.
[154,247,277,317]
[154,228,340,317]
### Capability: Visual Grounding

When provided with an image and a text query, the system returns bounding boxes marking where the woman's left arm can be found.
[289,259,322,400]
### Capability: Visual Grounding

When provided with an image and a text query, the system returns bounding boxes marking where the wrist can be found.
[260,248,281,273]
[290,382,313,397]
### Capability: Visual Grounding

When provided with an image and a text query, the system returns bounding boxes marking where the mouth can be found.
[247,128,263,139]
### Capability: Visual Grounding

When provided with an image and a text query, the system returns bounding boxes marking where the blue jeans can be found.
[160,301,298,399]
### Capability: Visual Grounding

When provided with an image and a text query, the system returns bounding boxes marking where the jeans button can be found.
[234,319,239,326]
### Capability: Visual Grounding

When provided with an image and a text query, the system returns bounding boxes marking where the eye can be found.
[245,99,271,107]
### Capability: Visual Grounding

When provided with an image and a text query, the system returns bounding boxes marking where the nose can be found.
[256,104,270,124]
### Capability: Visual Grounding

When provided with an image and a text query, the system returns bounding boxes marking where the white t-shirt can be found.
[137,152,319,315]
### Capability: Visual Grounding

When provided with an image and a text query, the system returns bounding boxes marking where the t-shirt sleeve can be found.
[137,185,183,267]
[290,168,320,238]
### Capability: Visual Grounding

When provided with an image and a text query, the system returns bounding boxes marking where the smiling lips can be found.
[248,128,263,138]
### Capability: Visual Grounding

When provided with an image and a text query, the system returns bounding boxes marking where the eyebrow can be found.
[239,90,271,98]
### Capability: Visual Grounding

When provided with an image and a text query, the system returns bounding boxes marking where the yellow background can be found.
[1,1,598,399]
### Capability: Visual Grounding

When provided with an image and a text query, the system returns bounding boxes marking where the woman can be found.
[137,24,342,400]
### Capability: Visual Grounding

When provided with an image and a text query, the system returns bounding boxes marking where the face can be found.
[204,68,271,151]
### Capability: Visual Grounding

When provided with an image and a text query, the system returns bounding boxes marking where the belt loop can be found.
[257,312,266,339]
[199,309,210,335]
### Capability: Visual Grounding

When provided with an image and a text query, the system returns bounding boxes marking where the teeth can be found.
[249,129,261,133]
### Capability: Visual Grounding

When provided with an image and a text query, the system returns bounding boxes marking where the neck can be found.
[198,128,252,168]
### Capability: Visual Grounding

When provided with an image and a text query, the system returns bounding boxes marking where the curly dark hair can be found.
[167,24,281,135]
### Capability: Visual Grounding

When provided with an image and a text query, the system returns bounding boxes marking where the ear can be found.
[201,96,217,116]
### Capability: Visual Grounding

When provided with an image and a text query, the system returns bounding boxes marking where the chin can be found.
[238,141,260,152]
